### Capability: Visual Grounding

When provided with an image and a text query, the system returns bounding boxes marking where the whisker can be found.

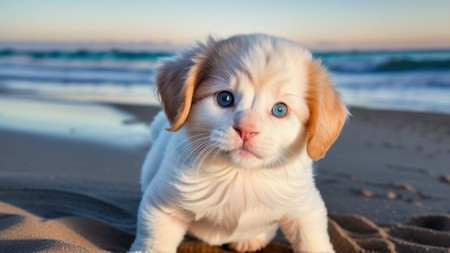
[193,146,218,181]
[175,136,211,171]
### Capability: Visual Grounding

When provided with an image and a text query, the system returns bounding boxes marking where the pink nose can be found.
[233,111,261,141]
[233,125,259,141]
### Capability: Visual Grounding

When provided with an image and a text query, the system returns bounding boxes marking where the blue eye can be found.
[216,90,234,108]
[272,103,288,118]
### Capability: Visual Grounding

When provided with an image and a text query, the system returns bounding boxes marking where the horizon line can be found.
[0,39,450,53]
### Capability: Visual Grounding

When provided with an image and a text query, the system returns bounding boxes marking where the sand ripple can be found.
[1,191,449,253]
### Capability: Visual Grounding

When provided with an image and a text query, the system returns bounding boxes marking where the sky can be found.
[1,0,450,50]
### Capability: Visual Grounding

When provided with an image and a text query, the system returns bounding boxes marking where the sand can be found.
[0,96,449,253]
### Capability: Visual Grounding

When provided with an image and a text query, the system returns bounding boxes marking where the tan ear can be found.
[306,60,348,160]
[156,43,210,131]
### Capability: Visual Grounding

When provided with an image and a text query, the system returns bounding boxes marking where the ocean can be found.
[1,46,450,114]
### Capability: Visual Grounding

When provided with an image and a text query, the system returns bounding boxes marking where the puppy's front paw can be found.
[229,235,272,252]
[229,239,269,252]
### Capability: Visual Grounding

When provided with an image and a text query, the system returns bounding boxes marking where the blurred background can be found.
[1,0,450,114]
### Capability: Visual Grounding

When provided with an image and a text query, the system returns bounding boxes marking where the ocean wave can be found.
[333,71,450,90]
[1,47,450,114]
[0,63,155,84]
[0,63,154,75]
[0,49,174,61]
[2,48,450,73]
[375,58,450,72]
[0,74,153,85]
[327,58,450,73]
[315,49,450,73]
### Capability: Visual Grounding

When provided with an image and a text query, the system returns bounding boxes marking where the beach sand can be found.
[0,96,449,252]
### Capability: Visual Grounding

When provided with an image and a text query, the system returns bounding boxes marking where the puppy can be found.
[130,34,347,253]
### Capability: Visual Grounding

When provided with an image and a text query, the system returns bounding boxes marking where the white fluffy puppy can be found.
[130,34,347,253]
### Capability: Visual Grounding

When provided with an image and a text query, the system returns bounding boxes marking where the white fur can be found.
[130,34,338,253]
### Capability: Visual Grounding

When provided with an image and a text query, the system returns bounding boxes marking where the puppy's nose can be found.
[233,125,259,141]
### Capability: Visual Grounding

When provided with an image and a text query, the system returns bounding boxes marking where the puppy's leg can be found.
[229,224,278,252]
[130,198,189,253]
[279,190,334,253]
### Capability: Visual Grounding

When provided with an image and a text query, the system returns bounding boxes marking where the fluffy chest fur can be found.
[177,163,311,235]
[177,163,313,215]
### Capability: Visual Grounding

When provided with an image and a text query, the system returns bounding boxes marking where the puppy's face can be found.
[186,48,310,169]
[157,34,347,169]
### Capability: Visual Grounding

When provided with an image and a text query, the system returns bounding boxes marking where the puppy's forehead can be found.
[208,34,313,87]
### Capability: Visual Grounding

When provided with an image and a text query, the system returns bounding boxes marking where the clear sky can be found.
[1,0,450,50]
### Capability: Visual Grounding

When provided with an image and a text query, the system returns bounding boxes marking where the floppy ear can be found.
[156,43,210,132]
[306,60,348,160]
